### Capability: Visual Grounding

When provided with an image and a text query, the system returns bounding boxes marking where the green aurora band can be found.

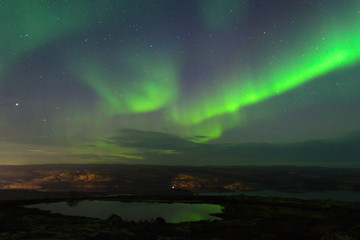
[0,1,87,77]
[51,1,360,143]
[168,2,360,141]
[2,1,360,166]
[0,0,128,80]
[76,52,179,115]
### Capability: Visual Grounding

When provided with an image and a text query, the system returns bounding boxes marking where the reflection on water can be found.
[201,190,360,202]
[26,200,223,223]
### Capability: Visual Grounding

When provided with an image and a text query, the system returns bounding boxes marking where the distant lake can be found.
[201,190,360,202]
[26,200,223,223]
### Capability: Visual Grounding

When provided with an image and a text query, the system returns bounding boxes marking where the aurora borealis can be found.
[1,0,360,165]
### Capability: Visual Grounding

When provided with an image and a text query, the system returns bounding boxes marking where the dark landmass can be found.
[0,194,360,239]
[0,165,359,195]
[0,165,360,239]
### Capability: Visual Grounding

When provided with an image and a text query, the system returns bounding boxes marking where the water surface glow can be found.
[27,200,223,223]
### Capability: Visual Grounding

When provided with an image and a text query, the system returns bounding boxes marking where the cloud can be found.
[107,129,205,152]
[70,153,143,161]
[104,129,360,165]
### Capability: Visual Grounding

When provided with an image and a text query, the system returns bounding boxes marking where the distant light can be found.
[172,186,175,189]
[15,103,19,106]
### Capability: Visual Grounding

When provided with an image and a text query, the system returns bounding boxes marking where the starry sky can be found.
[1,0,360,166]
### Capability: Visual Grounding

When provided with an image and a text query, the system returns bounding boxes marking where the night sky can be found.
[1,0,360,165]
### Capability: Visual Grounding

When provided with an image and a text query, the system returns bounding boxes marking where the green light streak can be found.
[180,112,243,142]
[171,2,360,141]
[76,53,179,114]
[172,41,359,127]
[0,1,85,75]
[0,0,127,80]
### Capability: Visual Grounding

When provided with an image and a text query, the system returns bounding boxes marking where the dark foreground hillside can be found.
[1,194,360,240]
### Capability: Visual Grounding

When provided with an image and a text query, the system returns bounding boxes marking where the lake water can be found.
[26,200,223,223]
[201,190,360,202]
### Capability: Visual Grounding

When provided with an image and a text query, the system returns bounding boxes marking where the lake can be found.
[201,190,360,202]
[26,200,223,223]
